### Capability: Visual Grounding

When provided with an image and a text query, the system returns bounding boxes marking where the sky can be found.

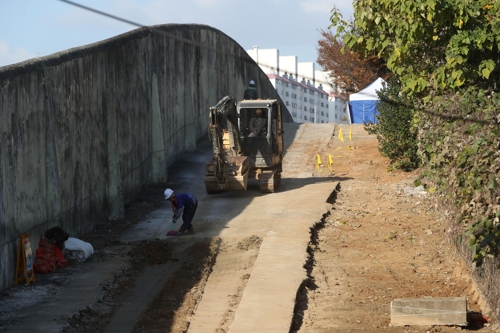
[0,0,354,69]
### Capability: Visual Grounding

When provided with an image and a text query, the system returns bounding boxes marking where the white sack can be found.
[64,237,94,262]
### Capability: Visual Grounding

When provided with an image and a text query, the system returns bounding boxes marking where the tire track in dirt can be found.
[188,236,262,333]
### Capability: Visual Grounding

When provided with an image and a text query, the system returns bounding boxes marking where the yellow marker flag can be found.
[338,128,344,143]
[349,127,352,141]
[328,154,333,170]
[316,154,322,171]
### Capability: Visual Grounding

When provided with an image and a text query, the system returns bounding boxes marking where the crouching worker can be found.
[164,188,198,235]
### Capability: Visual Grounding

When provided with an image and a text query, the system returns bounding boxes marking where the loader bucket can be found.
[204,156,251,193]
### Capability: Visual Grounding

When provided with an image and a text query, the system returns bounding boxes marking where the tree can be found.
[328,0,500,267]
[330,0,500,96]
[317,29,390,94]
[364,77,419,171]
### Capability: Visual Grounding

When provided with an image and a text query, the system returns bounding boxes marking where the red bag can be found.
[38,235,55,250]
[35,252,54,263]
[36,247,54,256]
[53,246,68,268]
[35,235,59,272]
[33,258,52,274]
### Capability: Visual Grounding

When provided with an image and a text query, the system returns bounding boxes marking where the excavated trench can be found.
[289,182,340,333]
[58,239,221,333]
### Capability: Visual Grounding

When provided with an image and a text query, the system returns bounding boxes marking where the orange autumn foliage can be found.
[317,29,391,94]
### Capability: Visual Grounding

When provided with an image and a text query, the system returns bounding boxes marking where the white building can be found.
[329,93,350,123]
[247,47,349,124]
[267,73,329,123]
[316,70,350,124]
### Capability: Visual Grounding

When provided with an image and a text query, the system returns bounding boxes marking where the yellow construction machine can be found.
[204,96,284,193]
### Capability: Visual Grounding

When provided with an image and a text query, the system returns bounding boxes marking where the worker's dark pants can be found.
[180,197,198,232]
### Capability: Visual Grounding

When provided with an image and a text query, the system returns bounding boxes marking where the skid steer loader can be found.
[204,96,284,193]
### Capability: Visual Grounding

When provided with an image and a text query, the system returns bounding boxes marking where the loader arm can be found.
[208,96,241,158]
[204,96,250,193]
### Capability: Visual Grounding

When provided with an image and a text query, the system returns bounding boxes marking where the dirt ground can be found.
[291,128,494,332]
[1,126,495,333]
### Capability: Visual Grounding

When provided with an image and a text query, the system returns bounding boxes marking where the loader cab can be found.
[238,101,280,139]
[239,108,267,138]
[236,99,284,169]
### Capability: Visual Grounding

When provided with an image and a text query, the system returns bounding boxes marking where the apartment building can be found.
[267,73,329,123]
[247,47,349,124]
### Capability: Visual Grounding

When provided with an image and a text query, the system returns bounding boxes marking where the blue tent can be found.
[349,77,385,124]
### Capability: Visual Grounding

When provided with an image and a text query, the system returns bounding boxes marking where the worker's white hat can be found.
[164,188,174,200]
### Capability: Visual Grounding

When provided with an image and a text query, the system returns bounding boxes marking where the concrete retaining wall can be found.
[0,24,291,291]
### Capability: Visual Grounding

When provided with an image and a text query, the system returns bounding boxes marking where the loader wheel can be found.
[206,187,224,194]
[274,173,281,191]
[259,172,280,193]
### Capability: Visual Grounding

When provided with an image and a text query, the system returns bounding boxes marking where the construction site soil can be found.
[1,126,496,333]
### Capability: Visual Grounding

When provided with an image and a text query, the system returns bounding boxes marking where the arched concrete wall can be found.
[0,24,291,291]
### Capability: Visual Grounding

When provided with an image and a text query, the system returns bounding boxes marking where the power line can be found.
[58,0,144,29]
[56,0,333,90]
[57,0,228,54]
[56,1,341,120]
[55,0,342,121]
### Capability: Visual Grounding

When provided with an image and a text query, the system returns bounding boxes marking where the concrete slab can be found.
[188,247,259,333]
[225,124,337,333]
[390,297,468,326]
[227,185,334,333]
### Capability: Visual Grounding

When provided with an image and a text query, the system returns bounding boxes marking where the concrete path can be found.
[226,124,336,333]
[188,247,259,332]
[116,123,338,332]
